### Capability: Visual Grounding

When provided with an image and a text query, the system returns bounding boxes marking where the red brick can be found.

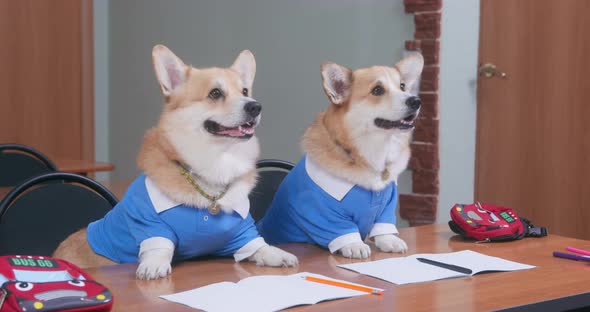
[412,169,439,194]
[405,40,439,65]
[416,29,440,40]
[404,0,442,13]
[405,40,421,51]
[414,12,441,39]
[417,93,438,119]
[399,194,438,225]
[409,143,439,170]
[420,66,439,92]
[419,39,440,65]
[403,0,442,212]
[415,12,441,30]
[413,117,438,144]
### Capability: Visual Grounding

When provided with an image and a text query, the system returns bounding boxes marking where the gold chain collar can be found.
[175,161,229,215]
[322,117,391,182]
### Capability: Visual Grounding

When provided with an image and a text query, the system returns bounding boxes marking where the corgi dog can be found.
[54,45,298,279]
[257,53,424,258]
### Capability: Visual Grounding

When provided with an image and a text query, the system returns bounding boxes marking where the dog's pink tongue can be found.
[218,127,244,137]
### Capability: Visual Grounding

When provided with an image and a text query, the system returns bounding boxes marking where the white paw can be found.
[136,249,173,280]
[339,241,371,259]
[374,234,408,253]
[249,246,299,267]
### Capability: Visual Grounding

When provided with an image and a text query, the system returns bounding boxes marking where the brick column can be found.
[399,0,441,226]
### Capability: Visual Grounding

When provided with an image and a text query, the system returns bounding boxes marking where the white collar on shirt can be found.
[144,177,250,219]
[305,156,355,201]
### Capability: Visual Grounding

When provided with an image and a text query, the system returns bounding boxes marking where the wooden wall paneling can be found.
[476,0,590,239]
[0,0,94,160]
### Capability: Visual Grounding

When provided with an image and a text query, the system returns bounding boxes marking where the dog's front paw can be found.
[136,259,171,280]
[136,249,173,280]
[374,234,408,253]
[249,246,298,267]
[339,241,371,259]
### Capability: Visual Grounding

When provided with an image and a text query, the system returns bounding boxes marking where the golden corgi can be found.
[54,45,298,279]
[257,53,424,258]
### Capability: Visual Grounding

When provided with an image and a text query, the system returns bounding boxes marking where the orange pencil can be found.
[304,275,384,295]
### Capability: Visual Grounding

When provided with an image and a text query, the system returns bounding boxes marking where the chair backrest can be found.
[249,159,294,222]
[0,172,118,256]
[0,144,58,187]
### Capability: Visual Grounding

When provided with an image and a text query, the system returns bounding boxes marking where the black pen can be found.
[416,257,473,275]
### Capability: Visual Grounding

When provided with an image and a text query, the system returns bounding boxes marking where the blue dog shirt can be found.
[87,174,266,263]
[257,156,399,253]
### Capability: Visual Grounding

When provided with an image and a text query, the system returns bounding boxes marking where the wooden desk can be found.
[0,162,115,200]
[98,180,130,200]
[85,224,590,311]
[54,159,115,175]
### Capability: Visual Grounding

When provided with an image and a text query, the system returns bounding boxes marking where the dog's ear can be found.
[231,50,256,89]
[152,45,188,96]
[321,62,353,105]
[395,52,424,91]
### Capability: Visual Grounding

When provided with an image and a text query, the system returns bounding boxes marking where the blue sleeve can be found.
[215,214,261,256]
[289,190,359,249]
[124,196,178,248]
[375,184,397,224]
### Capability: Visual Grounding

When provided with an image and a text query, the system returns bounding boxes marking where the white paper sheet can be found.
[160,272,383,312]
[338,250,535,285]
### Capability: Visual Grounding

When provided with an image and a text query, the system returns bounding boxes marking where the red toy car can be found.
[0,255,112,312]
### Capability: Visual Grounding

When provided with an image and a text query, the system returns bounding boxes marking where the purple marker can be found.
[553,251,590,262]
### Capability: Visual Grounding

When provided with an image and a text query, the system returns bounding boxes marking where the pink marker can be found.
[566,246,590,256]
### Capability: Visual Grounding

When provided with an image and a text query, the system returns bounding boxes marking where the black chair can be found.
[0,172,118,256]
[0,144,58,187]
[249,159,294,222]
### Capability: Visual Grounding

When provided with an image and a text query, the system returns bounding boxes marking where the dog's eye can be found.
[242,88,248,96]
[400,83,406,92]
[208,88,223,100]
[371,85,385,96]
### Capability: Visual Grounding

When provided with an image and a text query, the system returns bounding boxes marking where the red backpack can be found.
[0,255,113,312]
[448,202,547,242]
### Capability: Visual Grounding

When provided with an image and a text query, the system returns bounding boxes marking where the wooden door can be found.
[0,0,94,160]
[476,0,590,239]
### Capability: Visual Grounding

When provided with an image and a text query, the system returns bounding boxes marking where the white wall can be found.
[96,0,481,225]
[93,0,110,181]
[107,0,413,186]
[438,0,480,222]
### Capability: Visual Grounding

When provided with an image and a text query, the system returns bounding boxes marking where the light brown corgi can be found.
[54,45,298,279]
[257,53,424,258]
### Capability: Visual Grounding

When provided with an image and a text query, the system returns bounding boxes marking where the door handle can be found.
[479,63,507,78]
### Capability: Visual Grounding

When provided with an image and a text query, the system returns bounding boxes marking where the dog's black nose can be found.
[244,101,262,117]
[406,96,421,110]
